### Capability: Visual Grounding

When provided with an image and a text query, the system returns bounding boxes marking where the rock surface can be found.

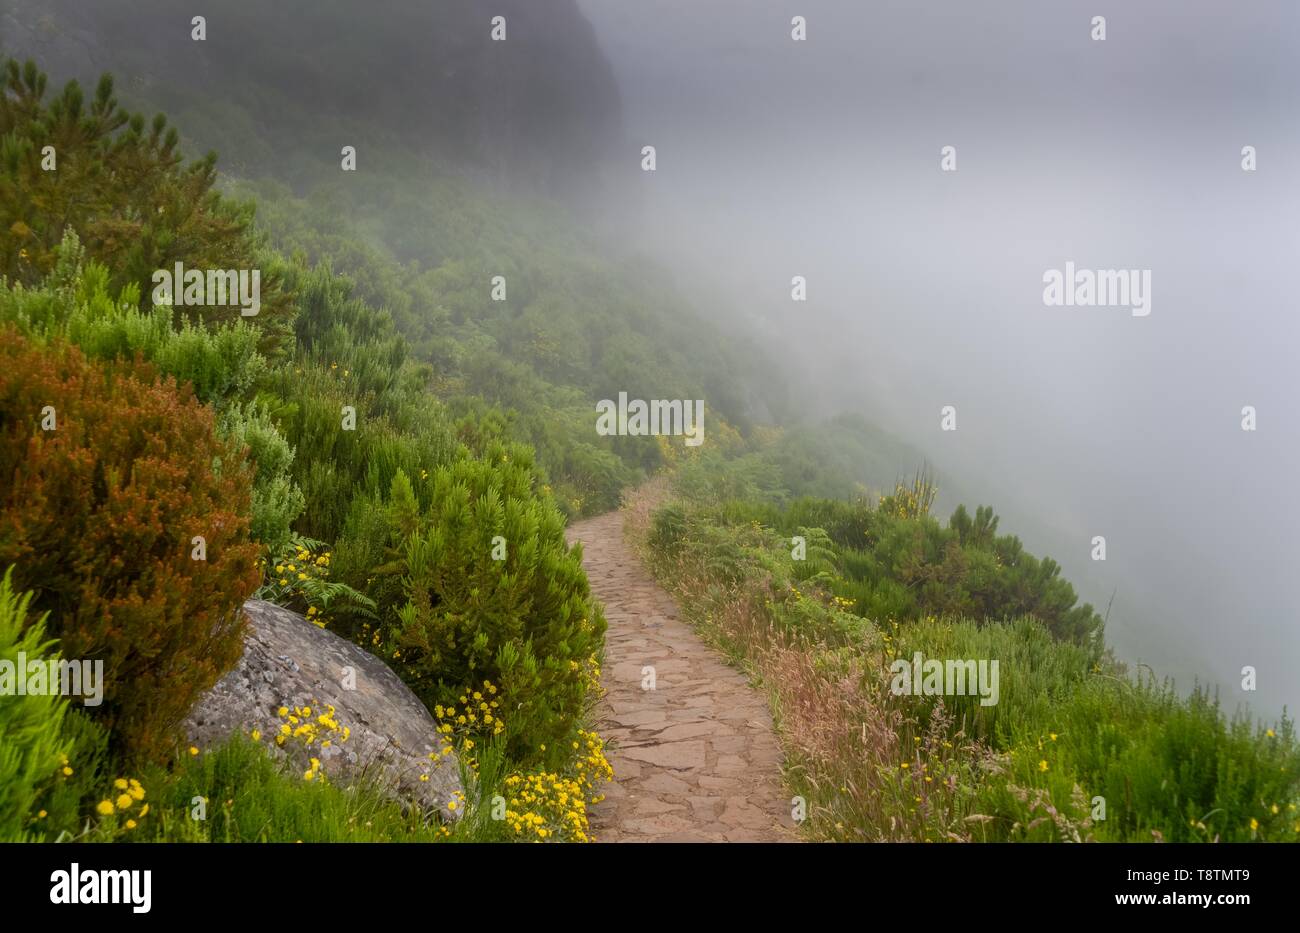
[183,599,461,821]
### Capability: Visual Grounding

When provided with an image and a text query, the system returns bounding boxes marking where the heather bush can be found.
[0,330,261,759]
[1,238,303,552]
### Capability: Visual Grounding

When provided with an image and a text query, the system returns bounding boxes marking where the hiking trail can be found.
[566,488,795,842]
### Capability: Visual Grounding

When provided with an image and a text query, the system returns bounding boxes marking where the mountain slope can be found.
[0,0,622,195]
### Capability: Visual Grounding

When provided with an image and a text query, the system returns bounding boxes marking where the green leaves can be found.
[360,452,605,766]
[0,567,68,842]
[0,59,292,333]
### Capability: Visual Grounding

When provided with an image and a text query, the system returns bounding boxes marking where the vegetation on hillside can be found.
[0,329,262,759]
[637,470,1300,842]
[3,50,1292,846]
[0,61,621,841]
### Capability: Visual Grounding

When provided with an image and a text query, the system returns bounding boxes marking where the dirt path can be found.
[567,492,794,842]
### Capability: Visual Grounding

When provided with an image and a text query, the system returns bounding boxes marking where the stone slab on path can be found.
[567,504,796,843]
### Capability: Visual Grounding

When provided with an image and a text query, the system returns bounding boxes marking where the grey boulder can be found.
[183,599,462,821]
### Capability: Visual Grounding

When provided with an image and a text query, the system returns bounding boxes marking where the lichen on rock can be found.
[183,599,462,821]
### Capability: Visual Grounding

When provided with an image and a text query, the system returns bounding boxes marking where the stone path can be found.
[566,497,795,843]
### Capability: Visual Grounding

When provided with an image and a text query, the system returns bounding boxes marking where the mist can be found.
[578,0,1300,716]
[3,0,1299,855]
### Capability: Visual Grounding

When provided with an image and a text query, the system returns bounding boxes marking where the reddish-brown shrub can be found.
[0,327,260,760]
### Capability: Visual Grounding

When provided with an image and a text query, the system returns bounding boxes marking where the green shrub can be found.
[553,441,635,517]
[1,60,293,335]
[673,448,787,507]
[218,402,305,553]
[648,504,690,556]
[264,352,458,545]
[0,329,262,759]
[374,445,605,765]
[2,233,269,407]
[0,567,71,841]
[706,477,1104,645]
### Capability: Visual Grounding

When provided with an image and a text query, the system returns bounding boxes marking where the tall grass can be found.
[636,498,1300,842]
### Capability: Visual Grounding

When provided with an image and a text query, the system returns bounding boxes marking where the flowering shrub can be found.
[499,730,613,842]
[0,330,261,759]
[374,448,605,765]
[254,536,374,630]
[427,679,612,842]
[91,776,149,836]
[432,680,508,762]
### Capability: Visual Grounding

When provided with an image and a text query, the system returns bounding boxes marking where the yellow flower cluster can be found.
[263,542,334,628]
[94,777,148,831]
[501,772,586,840]
[576,653,603,699]
[499,730,613,843]
[878,476,938,521]
[423,680,614,843]
[429,680,506,775]
[274,702,351,749]
[572,728,614,799]
[434,680,506,747]
[359,622,385,651]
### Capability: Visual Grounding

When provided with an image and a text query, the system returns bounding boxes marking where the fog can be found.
[578,0,1300,716]
[2,0,1292,716]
